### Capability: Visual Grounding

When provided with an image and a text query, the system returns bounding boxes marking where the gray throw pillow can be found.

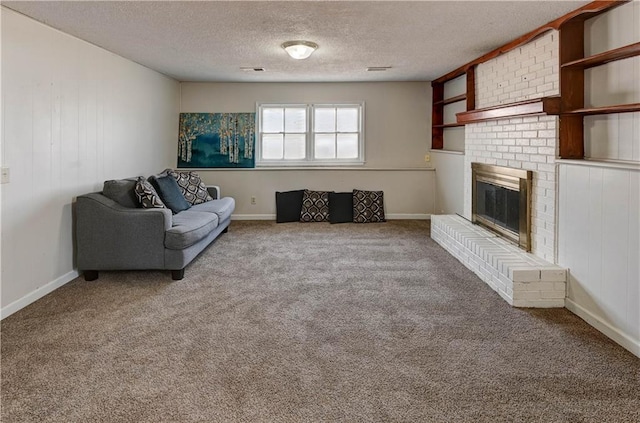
[152,174,191,214]
[103,179,139,208]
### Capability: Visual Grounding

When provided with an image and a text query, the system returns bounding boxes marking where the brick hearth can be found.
[431,215,566,308]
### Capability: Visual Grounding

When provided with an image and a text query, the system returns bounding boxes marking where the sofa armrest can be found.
[206,185,221,200]
[76,193,172,270]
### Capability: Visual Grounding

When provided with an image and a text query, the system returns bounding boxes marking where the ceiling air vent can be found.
[367,66,392,72]
[240,67,265,72]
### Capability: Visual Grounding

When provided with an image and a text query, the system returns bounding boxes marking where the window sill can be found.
[177,167,435,171]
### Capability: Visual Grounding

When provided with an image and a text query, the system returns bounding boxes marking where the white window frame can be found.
[257,102,365,167]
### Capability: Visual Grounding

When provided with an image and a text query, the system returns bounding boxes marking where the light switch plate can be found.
[1,167,10,184]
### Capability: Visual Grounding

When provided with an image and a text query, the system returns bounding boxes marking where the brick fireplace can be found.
[431,31,567,308]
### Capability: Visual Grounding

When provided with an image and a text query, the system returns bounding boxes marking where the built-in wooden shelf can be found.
[456,96,561,124]
[434,123,465,128]
[431,1,630,157]
[561,41,640,69]
[564,103,640,116]
[435,94,467,106]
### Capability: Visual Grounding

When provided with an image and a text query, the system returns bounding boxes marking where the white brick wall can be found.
[464,30,560,263]
[476,31,559,109]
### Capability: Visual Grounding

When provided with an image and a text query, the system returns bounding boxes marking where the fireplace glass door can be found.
[471,162,532,251]
[476,181,520,234]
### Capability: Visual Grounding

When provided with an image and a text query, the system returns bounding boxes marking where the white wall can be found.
[557,1,640,357]
[180,82,434,217]
[431,151,464,215]
[0,8,180,315]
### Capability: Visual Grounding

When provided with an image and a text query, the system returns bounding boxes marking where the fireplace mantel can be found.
[456,96,561,124]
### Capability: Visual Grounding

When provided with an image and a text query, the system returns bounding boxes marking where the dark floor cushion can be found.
[151,174,191,214]
[353,189,386,223]
[275,190,305,223]
[300,190,331,222]
[329,192,354,224]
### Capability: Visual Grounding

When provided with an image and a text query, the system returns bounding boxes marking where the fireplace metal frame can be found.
[471,163,532,251]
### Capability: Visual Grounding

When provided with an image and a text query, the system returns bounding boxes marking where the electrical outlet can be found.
[250,196,256,205]
[424,154,431,163]
[1,167,10,184]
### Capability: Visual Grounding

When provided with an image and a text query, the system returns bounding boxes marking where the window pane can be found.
[262,108,283,133]
[285,108,306,132]
[337,108,359,132]
[337,134,359,159]
[314,108,336,132]
[262,134,283,159]
[315,134,336,159]
[284,134,305,159]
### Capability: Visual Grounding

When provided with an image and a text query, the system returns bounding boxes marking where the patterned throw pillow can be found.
[166,169,213,205]
[134,177,166,209]
[353,189,386,223]
[300,190,331,222]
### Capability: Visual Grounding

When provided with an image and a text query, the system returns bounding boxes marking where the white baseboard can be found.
[565,298,640,358]
[232,214,276,220]
[231,214,431,221]
[386,213,431,220]
[1,270,79,320]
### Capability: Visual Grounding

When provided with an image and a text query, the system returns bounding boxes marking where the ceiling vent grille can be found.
[240,67,265,72]
[367,66,392,72]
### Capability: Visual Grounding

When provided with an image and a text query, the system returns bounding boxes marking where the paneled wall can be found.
[558,163,639,356]
[0,8,180,315]
[180,82,434,217]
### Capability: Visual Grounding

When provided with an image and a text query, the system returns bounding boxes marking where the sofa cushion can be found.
[275,190,305,223]
[189,197,235,222]
[300,189,331,222]
[353,189,386,223]
[103,179,139,208]
[166,169,214,205]
[165,211,219,250]
[329,192,354,224]
[152,174,191,214]
[134,177,166,209]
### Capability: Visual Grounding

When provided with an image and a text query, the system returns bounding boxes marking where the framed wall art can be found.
[177,113,255,168]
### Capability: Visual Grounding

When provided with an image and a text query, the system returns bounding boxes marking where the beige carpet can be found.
[1,221,638,422]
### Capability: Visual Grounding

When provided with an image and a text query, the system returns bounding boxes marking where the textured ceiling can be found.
[3,1,590,82]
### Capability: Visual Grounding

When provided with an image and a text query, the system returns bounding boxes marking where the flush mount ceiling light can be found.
[281,40,318,60]
[367,66,392,72]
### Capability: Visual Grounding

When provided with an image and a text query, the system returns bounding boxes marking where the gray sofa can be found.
[76,183,235,281]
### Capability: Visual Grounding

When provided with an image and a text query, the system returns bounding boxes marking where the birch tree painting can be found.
[177,113,255,168]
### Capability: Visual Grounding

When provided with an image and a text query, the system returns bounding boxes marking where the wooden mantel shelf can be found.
[456,96,561,124]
